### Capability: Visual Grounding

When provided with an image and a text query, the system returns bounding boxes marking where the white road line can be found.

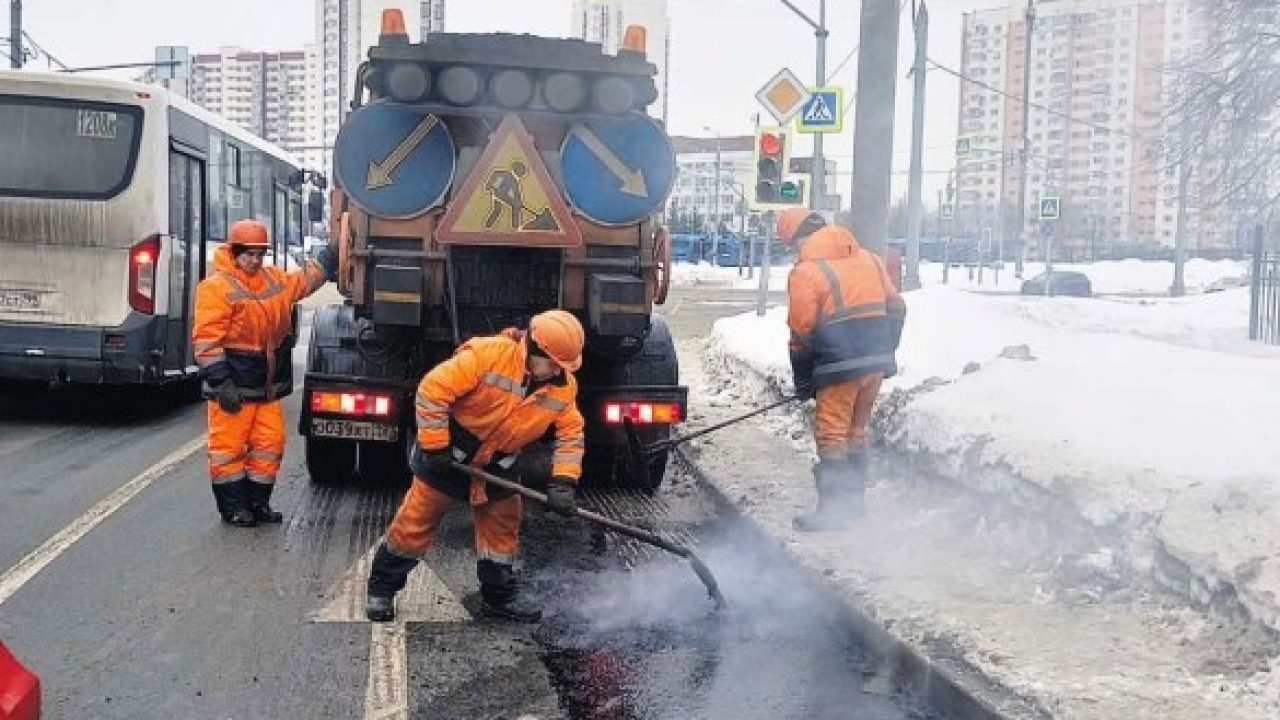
[0,435,206,606]
[365,622,410,720]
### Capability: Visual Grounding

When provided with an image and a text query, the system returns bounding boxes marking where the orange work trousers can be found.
[206,400,286,486]
[386,477,523,564]
[813,373,884,462]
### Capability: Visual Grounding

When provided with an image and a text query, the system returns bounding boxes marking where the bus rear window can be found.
[0,96,143,200]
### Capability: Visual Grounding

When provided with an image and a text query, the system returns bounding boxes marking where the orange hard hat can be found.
[227,219,270,248]
[529,310,585,373]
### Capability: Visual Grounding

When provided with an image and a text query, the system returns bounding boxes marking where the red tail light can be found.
[128,235,161,314]
[604,401,682,425]
[311,390,394,418]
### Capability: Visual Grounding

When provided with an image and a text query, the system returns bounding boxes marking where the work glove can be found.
[416,447,455,480]
[545,478,577,517]
[216,380,243,414]
[789,349,815,401]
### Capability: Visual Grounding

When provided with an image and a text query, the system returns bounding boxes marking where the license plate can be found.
[0,289,41,311]
[311,418,400,442]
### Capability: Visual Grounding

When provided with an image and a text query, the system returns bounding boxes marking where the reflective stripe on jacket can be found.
[192,244,330,400]
[787,225,907,388]
[415,329,586,485]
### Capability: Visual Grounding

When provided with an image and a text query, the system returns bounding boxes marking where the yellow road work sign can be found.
[437,114,581,247]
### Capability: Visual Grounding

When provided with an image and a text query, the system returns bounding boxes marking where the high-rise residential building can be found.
[955,0,1222,257]
[145,46,312,161]
[570,0,671,124]
[313,0,447,174]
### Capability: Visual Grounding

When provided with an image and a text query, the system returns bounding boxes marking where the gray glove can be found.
[545,479,577,516]
[216,380,242,414]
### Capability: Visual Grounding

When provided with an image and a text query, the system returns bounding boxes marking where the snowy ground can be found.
[683,282,1280,718]
[672,258,1250,297]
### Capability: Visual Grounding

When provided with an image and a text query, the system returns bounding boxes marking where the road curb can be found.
[674,448,1050,720]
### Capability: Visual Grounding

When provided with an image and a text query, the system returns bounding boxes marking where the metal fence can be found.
[1250,227,1280,345]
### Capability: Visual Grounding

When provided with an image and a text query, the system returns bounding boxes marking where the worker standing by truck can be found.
[366,310,587,623]
[777,209,906,532]
[192,219,338,527]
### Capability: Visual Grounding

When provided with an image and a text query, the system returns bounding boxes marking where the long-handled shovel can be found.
[622,396,799,488]
[452,462,728,611]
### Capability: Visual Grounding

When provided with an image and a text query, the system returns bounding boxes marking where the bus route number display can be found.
[77,110,119,140]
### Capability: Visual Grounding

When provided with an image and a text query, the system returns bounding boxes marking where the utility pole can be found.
[9,0,22,69]
[1016,0,1036,273]
[905,1,929,290]
[1172,138,1191,297]
[708,129,722,263]
[782,0,828,214]
[850,0,901,256]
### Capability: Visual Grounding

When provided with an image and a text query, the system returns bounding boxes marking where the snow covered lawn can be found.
[689,283,1280,717]
[917,258,1248,295]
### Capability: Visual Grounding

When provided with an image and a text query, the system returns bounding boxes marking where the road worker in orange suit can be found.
[192,219,338,527]
[366,310,587,623]
[778,209,906,532]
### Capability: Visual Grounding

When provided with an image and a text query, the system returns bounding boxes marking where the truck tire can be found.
[306,436,357,485]
[584,315,679,493]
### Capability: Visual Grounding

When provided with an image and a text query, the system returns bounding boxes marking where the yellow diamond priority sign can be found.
[437,114,581,247]
[756,68,812,125]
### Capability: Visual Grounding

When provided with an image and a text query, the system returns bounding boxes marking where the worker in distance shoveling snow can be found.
[777,209,906,532]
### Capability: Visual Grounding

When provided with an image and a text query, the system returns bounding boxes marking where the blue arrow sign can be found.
[560,113,676,227]
[333,102,456,219]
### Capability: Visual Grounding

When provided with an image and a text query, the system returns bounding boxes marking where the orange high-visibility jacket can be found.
[192,244,330,400]
[787,225,907,387]
[415,329,586,484]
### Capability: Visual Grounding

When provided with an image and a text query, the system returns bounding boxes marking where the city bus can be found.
[0,70,309,388]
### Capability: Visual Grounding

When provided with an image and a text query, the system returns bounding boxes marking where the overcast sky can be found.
[16,0,1007,201]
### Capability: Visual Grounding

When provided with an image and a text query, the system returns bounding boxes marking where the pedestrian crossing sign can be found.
[437,114,581,247]
[1039,196,1061,221]
[796,87,843,134]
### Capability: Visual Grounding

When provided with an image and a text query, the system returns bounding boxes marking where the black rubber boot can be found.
[244,479,283,523]
[477,559,542,623]
[366,543,420,623]
[213,481,258,528]
[792,455,865,532]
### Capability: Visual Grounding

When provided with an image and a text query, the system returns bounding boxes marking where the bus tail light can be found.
[311,390,394,418]
[129,235,160,314]
[603,401,681,425]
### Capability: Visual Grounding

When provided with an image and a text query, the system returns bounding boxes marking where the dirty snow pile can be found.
[694,282,1280,717]
[706,286,1280,631]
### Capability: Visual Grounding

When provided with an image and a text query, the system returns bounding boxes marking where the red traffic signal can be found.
[759,132,782,156]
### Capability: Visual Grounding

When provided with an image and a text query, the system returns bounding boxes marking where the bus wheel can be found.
[306,436,356,485]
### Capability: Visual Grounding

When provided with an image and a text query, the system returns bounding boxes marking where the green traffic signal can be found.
[779,182,800,201]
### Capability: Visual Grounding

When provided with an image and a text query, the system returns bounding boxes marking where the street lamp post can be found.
[781,0,827,214]
[703,126,723,264]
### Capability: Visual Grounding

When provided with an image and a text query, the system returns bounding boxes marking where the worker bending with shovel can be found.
[366,310,587,623]
[778,209,906,532]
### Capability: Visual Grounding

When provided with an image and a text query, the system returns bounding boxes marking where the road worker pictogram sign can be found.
[437,114,582,246]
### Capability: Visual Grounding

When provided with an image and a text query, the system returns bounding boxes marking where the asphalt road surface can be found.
[0,289,922,719]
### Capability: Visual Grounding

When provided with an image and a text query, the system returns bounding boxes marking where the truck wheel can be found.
[306,436,357,485]
[607,315,679,493]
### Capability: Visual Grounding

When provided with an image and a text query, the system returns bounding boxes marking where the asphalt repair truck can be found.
[300,12,685,492]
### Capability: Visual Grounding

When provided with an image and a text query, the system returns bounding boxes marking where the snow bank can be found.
[706,285,1280,632]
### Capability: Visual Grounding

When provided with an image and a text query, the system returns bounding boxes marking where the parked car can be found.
[1020,270,1093,297]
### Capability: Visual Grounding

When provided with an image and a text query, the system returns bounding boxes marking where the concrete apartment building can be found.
[146,47,312,162]
[570,0,671,123]
[313,0,447,173]
[956,0,1226,258]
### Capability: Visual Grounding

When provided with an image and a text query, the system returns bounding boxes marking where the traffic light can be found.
[752,127,797,207]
